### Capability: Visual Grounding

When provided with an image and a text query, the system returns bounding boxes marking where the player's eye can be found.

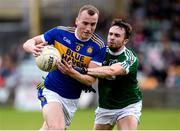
[83,22,89,26]
[91,23,96,27]
[115,34,120,37]
[109,32,113,36]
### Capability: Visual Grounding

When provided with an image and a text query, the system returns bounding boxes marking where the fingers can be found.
[62,59,71,68]
[56,59,74,74]
[35,42,46,52]
[56,60,68,74]
[36,43,46,49]
[32,47,41,57]
[33,42,47,57]
[57,62,65,73]
[40,42,48,46]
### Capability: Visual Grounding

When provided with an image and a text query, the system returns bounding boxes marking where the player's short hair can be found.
[78,4,99,16]
[111,19,132,39]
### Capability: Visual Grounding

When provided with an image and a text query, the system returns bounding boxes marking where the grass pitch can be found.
[0,107,180,130]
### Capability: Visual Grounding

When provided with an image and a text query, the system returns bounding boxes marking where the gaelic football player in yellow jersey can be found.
[23,5,106,130]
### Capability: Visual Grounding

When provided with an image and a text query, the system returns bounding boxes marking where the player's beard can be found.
[108,41,124,53]
[108,42,120,52]
[109,46,119,52]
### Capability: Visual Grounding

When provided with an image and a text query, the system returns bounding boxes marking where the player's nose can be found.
[85,25,92,32]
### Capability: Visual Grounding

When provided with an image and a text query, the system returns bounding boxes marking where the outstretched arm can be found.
[87,63,127,78]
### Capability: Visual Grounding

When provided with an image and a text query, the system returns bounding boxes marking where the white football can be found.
[35,45,61,72]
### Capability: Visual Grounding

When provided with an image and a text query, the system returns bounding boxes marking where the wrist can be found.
[83,67,88,74]
[73,66,88,74]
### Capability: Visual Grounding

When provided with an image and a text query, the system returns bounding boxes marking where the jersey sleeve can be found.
[42,27,59,45]
[127,58,138,74]
[119,54,138,74]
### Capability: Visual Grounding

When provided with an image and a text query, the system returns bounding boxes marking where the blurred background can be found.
[0,0,180,130]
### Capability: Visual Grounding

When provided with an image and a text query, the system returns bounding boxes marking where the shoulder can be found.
[124,48,138,59]
[56,26,75,33]
[45,26,75,37]
[90,33,106,49]
[124,47,138,65]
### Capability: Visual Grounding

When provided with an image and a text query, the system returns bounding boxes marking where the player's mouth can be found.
[83,32,91,36]
[108,41,114,45]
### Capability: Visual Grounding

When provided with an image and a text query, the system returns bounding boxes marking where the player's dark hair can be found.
[78,4,99,16]
[111,19,132,39]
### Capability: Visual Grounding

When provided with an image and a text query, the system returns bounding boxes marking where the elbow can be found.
[23,39,35,52]
[23,39,31,51]
[23,42,27,50]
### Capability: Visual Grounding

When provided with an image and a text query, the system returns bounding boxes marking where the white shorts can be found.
[94,101,142,126]
[38,88,79,127]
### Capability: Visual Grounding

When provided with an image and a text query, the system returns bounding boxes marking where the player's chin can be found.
[109,47,118,52]
[82,34,92,40]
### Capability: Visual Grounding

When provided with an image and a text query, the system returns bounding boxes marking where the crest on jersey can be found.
[87,47,93,54]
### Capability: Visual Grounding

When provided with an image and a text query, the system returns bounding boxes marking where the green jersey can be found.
[98,47,142,109]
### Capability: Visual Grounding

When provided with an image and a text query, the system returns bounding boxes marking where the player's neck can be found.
[75,28,90,42]
[109,46,126,56]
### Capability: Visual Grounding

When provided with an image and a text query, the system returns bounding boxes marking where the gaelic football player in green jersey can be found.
[87,19,143,130]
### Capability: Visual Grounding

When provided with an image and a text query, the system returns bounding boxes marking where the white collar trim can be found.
[75,28,90,42]
[109,46,126,56]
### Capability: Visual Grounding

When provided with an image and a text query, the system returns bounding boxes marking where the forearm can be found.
[87,64,127,78]
[23,39,36,53]
[87,66,113,78]
[69,69,96,86]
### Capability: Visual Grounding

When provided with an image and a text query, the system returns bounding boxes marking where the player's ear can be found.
[75,17,78,26]
[124,39,129,45]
